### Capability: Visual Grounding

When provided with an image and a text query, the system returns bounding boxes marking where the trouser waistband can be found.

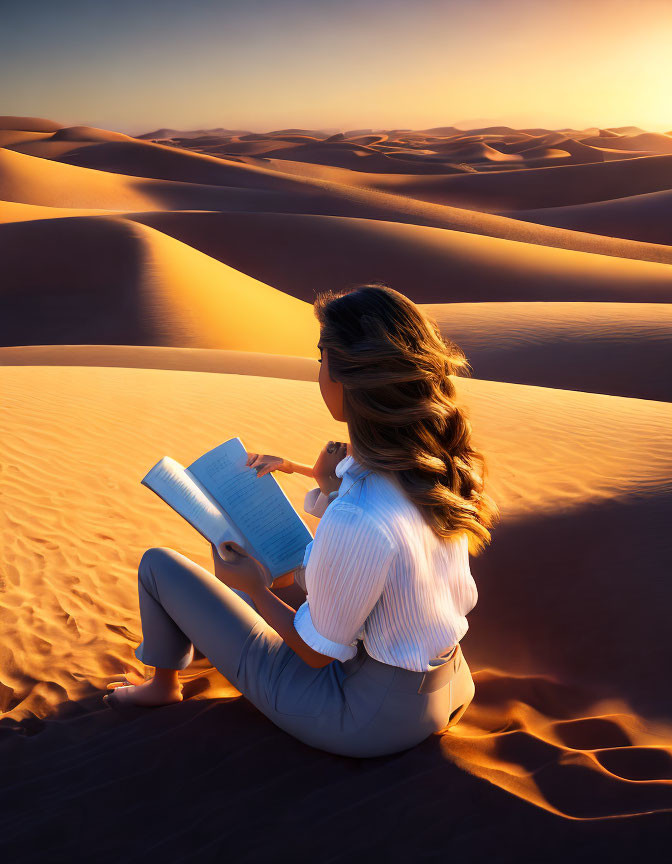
[353,642,462,695]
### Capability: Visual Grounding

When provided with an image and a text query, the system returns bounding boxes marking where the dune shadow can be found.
[0,217,159,347]
[1,664,671,861]
[464,494,672,721]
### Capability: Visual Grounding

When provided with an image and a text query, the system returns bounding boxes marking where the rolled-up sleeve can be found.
[303,486,331,518]
[293,501,397,662]
[293,538,313,592]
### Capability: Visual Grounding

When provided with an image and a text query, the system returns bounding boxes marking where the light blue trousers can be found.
[134,546,476,758]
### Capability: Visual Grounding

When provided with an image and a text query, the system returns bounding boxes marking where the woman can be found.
[104,282,499,758]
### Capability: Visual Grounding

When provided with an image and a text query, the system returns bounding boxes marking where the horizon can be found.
[6,116,670,139]
[2,0,670,135]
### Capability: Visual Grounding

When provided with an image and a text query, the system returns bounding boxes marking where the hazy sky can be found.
[2,0,670,135]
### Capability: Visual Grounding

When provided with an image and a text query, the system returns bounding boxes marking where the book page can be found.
[141,457,247,556]
[188,437,313,578]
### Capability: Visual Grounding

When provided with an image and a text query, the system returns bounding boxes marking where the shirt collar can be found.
[335,452,369,480]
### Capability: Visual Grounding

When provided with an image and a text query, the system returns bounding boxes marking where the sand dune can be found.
[4,138,672,263]
[0,147,160,210]
[604,126,648,135]
[0,129,55,149]
[0,199,116,223]
[1,363,670,831]
[427,302,672,402]
[246,139,434,173]
[0,115,63,132]
[0,344,318,380]
[581,132,672,154]
[481,135,609,166]
[0,150,315,215]
[0,215,316,352]
[127,211,672,304]
[359,154,672,212]
[50,125,138,143]
[9,133,329,190]
[240,150,672,212]
[137,126,257,140]
[4,298,670,402]
[584,144,658,160]
[4,211,672,351]
[507,187,672,246]
[143,122,672,176]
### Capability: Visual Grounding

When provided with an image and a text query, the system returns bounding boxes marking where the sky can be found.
[2,0,670,136]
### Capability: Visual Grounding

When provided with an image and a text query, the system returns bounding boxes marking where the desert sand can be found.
[1,116,671,860]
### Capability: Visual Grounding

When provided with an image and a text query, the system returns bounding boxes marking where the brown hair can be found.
[314,282,499,555]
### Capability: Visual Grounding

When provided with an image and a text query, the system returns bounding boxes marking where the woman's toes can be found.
[109,685,139,705]
[107,672,144,690]
[108,681,183,707]
[108,679,137,689]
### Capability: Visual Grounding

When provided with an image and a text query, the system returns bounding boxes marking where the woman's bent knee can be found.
[139,546,177,567]
[138,546,178,594]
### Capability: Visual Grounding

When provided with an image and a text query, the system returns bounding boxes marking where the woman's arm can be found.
[293,502,397,664]
[246,442,348,493]
[249,584,335,668]
[212,546,319,664]
[284,460,315,478]
[271,576,307,611]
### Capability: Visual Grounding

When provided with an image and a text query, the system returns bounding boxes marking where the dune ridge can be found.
[4,133,672,268]
[0,215,316,353]
[508,187,672,246]
[3,297,672,402]
[4,210,672,350]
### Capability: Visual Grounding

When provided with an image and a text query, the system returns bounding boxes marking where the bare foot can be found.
[105,677,184,708]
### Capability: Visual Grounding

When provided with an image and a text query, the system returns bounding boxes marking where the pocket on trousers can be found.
[341,661,396,729]
[271,652,332,719]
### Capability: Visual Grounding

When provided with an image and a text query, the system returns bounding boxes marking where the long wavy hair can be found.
[314,282,499,556]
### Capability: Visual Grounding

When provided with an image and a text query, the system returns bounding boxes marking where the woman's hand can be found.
[245,452,294,477]
[211,542,270,598]
[313,441,348,496]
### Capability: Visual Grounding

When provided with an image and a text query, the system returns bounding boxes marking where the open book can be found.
[141,437,314,587]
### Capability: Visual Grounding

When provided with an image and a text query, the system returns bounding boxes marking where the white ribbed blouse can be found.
[292,453,478,672]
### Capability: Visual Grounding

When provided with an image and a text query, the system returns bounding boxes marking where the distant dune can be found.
[428,301,672,401]
[0,115,63,132]
[506,187,672,246]
[358,153,672,211]
[125,211,672,305]
[0,214,316,352]
[2,299,670,401]
[3,138,672,268]
[4,209,672,349]
[0,344,318,381]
